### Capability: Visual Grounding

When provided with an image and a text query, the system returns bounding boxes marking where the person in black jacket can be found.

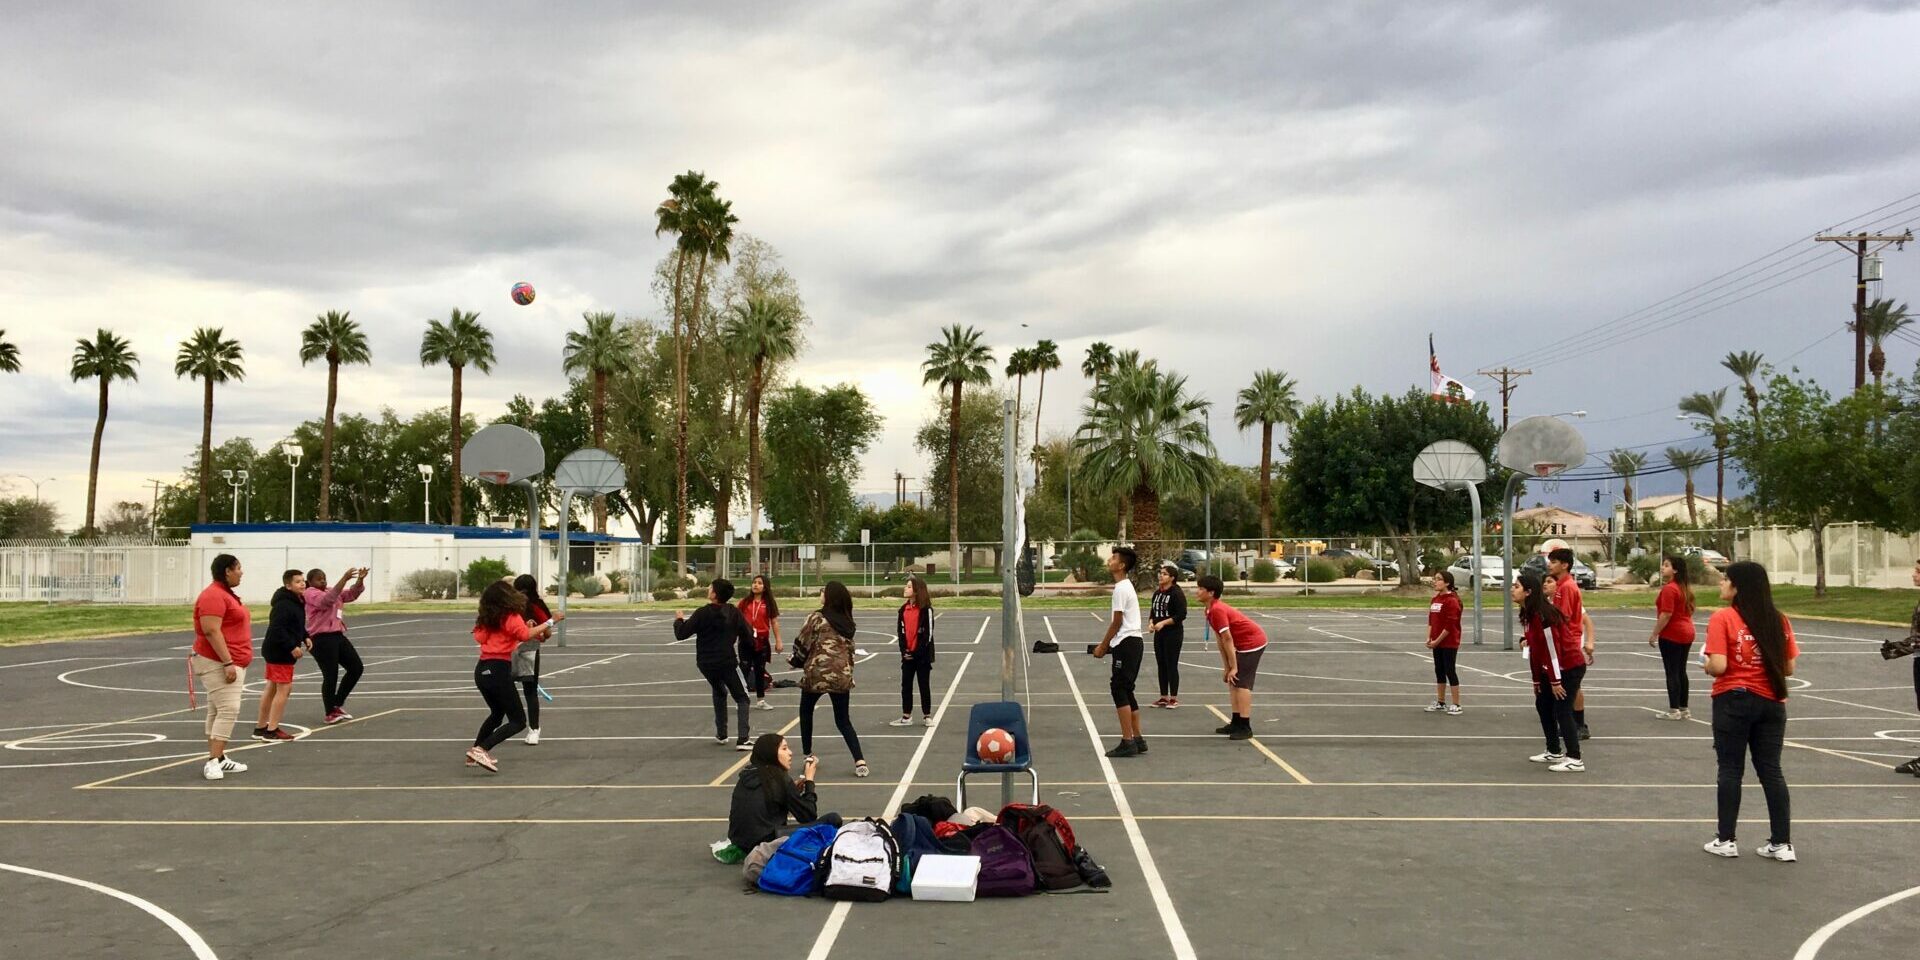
[1149,562,1188,709]
[675,578,755,750]
[1897,559,1920,776]
[715,732,840,863]
[890,575,936,727]
[252,570,311,742]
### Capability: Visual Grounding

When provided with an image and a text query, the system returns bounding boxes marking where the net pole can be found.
[556,490,570,647]
[1501,472,1525,651]
[999,398,1019,809]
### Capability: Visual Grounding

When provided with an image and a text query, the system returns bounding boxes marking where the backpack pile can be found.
[758,822,837,896]
[819,818,901,902]
[999,803,1111,891]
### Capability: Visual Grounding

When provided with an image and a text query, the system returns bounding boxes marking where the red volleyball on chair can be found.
[976,727,1015,764]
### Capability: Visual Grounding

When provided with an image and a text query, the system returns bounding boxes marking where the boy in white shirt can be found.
[1092,547,1146,757]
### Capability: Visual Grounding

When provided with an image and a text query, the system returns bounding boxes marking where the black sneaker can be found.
[1215,722,1236,735]
[1229,726,1253,741]
[1131,737,1148,754]
[1896,757,1920,775]
[250,727,272,741]
[735,736,753,751]
[1104,740,1139,758]
[1579,724,1592,741]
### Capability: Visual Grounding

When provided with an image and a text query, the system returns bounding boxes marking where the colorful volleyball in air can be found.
[510,282,536,305]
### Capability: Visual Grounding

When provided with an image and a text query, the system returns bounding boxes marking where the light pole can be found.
[5,475,55,502]
[285,445,302,523]
[220,469,249,524]
[417,464,433,524]
[1203,408,1213,565]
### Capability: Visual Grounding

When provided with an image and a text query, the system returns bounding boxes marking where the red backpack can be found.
[998,803,1080,890]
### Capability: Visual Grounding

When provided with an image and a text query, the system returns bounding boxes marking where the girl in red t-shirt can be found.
[467,580,552,772]
[513,574,561,745]
[1701,561,1798,861]
[1647,554,1697,720]
[1424,571,1464,715]
[736,575,782,710]
[1514,570,1584,772]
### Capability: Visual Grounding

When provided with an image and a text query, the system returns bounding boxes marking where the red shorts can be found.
[264,662,295,685]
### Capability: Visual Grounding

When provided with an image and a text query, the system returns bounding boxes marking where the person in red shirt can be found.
[1545,548,1593,739]
[1515,570,1585,772]
[1647,554,1698,720]
[193,554,255,781]
[1424,570,1464,715]
[1702,561,1799,862]
[737,574,782,712]
[890,575,936,727]
[467,580,552,772]
[1197,574,1268,740]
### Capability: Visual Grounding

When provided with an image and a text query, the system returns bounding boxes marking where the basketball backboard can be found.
[1412,440,1488,490]
[1496,416,1586,478]
[554,448,625,494]
[461,424,545,485]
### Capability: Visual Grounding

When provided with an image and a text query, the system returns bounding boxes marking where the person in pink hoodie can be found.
[305,566,368,724]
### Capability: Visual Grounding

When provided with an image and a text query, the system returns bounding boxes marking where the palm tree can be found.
[174,328,245,524]
[1075,353,1217,548]
[419,309,495,526]
[1678,388,1729,530]
[1852,298,1912,389]
[1029,339,1060,450]
[1663,447,1712,528]
[1604,449,1648,544]
[1721,350,1764,423]
[1005,348,1035,450]
[1233,369,1301,548]
[0,330,19,373]
[1081,342,1115,392]
[300,311,371,522]
[563,311,641,533]
[654,172,736,573]
[70,330,140,535]
[922,325,995,583]
[722,294,801,573]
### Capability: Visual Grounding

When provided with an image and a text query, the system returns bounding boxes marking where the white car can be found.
[1447,555,1509,589]
[1686,547,1731,570]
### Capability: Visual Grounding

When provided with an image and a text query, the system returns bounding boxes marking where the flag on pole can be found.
[1430,334,1476,404]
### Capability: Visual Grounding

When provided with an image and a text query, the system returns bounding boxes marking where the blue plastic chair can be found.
[957,700,1038,807]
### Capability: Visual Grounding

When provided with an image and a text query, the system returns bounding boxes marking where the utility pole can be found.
[1815,230,1911,390]
[144,479,169,538]
[1476,367,1532,431]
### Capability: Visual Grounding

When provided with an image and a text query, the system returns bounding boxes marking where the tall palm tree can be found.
[174,328,245,524]
[922,324,995,583]
[723,295,802,573]
[300,310,371,522]
[1075,353,1217,548]
[1663,447,1712,528]
[654,172,736,572]
[0,330,19,372]
[419,309,495,526]
[70,330,140,535]
[1852,298,1912,389]
[1233,369,1301,547]
[1721,350,1764,423]
[1005,347,1035,450]
[1080,342,1119,528]
[1029,339,1060,450]
[1678,388,1729,530]
[1604,449,1648,543]
[563,311,641,533]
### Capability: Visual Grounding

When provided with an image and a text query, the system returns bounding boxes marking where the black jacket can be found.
[674,602,753,669]
[263,587,307,665]
[895,602,935,664]
[727,765,822,851]
[1150,586,1187,639]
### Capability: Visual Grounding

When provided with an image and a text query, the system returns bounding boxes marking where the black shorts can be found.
[1231,646,1264,690]
[1109,636,1143,709]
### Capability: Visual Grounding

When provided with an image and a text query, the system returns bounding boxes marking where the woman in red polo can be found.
[1701,561,1799,862]
[1647,554,1697,720]
[1424,570,1464,715]
[192,553,254,781]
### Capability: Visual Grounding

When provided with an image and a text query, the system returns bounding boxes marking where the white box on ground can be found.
[911,855,981,902]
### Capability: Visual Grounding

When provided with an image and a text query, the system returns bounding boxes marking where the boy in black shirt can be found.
[675,579,756,749]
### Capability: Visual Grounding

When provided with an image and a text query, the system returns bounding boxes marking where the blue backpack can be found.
[887,813,943,894]
[757,823,837,896]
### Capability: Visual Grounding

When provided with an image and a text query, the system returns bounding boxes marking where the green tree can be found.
[1029,339,1060,450]
[915,389,1009,575]
[173,327,245,524]
[563,311,641,533]
[723,293,802,571]
[1081,342,1115,387]
[849,502,942,569]
[763,384,882,545]
[492,384,594,526]
[69,329,139,536]
[1604,449,1648,543]
[1885,369,1920,531]
[418,309,494,526]
[606,321,679,542]
[922,324,994,582]
[1852,298,1912,389]
[1233,368,1300,548]
[654,171,736,572]
[1677,388,1729,531]
[1162,463,1264,542]
[1663,446,1712,528]
[300,310,371,522]
[1278,387,1502,585]
[0,330,18,372]
[1074,351,1216,551]
[1722,350,1765,424]
[0,497,60,539]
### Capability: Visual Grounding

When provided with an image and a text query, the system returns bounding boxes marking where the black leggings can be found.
[310,631,363,712]
[1657,640,1693,710]
[1533,665,1586,759]
[739,635,771,699]
[1154,630,1183,697]
[1432,647,1460,686]
[900,659,932,716]
[520,680,541,729]
[1109,636,1143,710]
[799,690,864,761]
[1712,689,1791,843]
[698,661,751,740]
[473,660,526,750]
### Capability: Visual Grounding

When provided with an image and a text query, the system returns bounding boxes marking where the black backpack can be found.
[998,803,1081,891]
[901,794,958,824]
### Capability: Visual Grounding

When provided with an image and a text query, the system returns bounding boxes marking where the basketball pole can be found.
[999,397,1018,809]
[1500,471,1524,651]
[1463,479,1483,645]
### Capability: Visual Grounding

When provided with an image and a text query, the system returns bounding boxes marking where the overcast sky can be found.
[4,1,1919,534]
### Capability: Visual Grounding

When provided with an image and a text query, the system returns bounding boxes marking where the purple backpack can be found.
[966,824,1037,897]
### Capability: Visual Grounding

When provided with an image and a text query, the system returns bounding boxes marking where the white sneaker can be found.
[203,758,225,781]
[888,716,914,727]
[1658,709,1685,721]
[1424,700,1446,712]
[525,728,540,746]
[1757,842,1797,862]
[1549,758,1586,773]
[922,716,935,727]
[755,699,774,712]
[1444,704,1463,716]
[1529,751,1566,763]
[1703,838,1740,858]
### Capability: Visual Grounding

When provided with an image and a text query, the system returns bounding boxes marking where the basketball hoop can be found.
[1533,462,1566,494]
[477,470,511,486]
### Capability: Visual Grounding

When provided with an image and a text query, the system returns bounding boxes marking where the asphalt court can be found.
[3,606,1917,959]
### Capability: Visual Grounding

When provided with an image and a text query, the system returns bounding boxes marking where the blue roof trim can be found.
[188,522,643,544]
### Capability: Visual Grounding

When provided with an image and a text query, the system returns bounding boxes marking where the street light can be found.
[285,444,303,523]
[417,463,433,524]
[220,469,249,524]
[5,475,56,502]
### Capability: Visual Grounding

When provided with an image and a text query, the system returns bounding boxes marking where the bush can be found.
[398,568,458,600]
[1300,557,1345,582]
[651,586,680,602]
[570,573,607,598]
[1250,559,1278,583]
[607,570,628,593]
[877,586,905,598]
[463,557,513,595]
[1626,553,1660,584]
[777,586,807,598]
[1339,556,1373,578]
[1204,558,1238,582]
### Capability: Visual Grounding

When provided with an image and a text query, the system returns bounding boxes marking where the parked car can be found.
[1319,547,1399,579]
[1684,547,1731,570]
[1519,554,1598,590]
[1447,555,1509,589]
[1173,548,1210,579]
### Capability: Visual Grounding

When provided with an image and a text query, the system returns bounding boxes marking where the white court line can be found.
[803,651,974,960]
[1308,625,1373,644]
[967,616,991,645]
[541,652,633,677]
[1056,650,1195,960]
[0,657,144,671]
[1793,884,1920,960]
[0,861,219,959]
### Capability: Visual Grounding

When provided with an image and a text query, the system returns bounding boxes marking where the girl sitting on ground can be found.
[713,732,840,864]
